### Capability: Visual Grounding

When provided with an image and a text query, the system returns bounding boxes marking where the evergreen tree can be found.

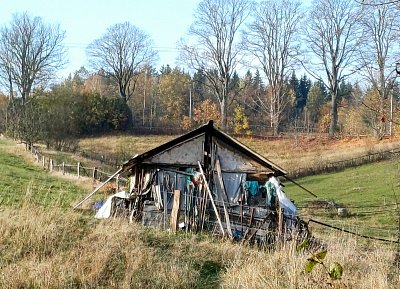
[297,74,311,110]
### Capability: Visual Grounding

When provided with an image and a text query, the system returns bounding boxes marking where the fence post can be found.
[50,159,53,172]
[42,155,45,167]
[92,167,97,180]
[77,162,80,178]
[116,174,119,191]
[62,162,65,175]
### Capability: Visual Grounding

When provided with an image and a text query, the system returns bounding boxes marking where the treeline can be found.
[1,1,400,150]
[1,64,399,152]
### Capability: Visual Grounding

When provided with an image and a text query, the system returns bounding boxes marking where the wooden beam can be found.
[198,161,225,236]
[73,168,123,209]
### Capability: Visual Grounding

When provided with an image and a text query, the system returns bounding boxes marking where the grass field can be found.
[284,159,400,239]
[1,136,400,288]
[0,138,86,208]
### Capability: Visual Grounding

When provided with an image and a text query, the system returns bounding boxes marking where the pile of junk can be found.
[74,121,311,244]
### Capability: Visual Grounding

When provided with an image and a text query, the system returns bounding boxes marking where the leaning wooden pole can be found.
[215,159,233,239]
[198,161,225,236]
[73,168,123,209]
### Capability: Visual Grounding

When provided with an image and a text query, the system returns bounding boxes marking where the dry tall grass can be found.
[1,202,399,289]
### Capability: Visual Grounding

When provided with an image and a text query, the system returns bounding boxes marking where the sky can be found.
[0,0,201,79]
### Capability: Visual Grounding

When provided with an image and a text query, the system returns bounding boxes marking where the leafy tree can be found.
[229,106,251,134]
[193,99,221,127]
[87,22,157,102]
[157,67,191,127]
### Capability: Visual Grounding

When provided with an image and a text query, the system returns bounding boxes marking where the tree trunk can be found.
[220,97,227,130]
[329,93,338,137]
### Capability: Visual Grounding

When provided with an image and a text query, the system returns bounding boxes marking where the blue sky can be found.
[0,0,201,78]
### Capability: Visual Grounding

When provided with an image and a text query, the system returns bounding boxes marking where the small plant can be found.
[296,239,343,281]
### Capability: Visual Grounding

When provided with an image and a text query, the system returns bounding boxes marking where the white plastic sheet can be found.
[269,177,296,216]
[95,191,129,219]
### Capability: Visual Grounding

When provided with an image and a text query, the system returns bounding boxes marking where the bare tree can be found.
[359,0,400,8]
[87,22,157,103]
[358,3,400,139]
[303,0,363,136]
[244,0,302,135]
[0,12,66,104]
[180,0,251,129]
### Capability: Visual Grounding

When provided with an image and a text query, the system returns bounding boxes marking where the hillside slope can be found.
[1,137,399,288]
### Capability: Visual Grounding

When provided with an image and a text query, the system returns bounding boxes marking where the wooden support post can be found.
[170,190,181,233]
[277,207,284,239]
[198,161,225,237]
[42,156,45,167]
[163,187,168,230]
[77,162,80,178]
[62,162,65,175]
[49,159,53,172]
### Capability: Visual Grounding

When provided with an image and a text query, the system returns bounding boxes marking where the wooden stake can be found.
[77,162,80,178]
[170,190,181,233]
[278,207,284,239]
[198,161,225,236]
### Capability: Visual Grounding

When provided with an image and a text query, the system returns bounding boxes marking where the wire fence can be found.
[25,142,127,190]
[288,147,400,178]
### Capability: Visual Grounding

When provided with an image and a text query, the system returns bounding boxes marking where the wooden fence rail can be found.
[26,143,127,190]
[289,148,400,178]
[24,141,400,187]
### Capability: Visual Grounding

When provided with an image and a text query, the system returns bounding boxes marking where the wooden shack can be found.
[77,120,307,243]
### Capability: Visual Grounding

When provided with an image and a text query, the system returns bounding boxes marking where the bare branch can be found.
[179,0,251,129]
[0,12,66,103]
[87,22,157,102]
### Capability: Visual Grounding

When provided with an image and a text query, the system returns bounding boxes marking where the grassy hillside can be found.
[1,136,400,288]
[284,159,400,238]
[0,138,86,208]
